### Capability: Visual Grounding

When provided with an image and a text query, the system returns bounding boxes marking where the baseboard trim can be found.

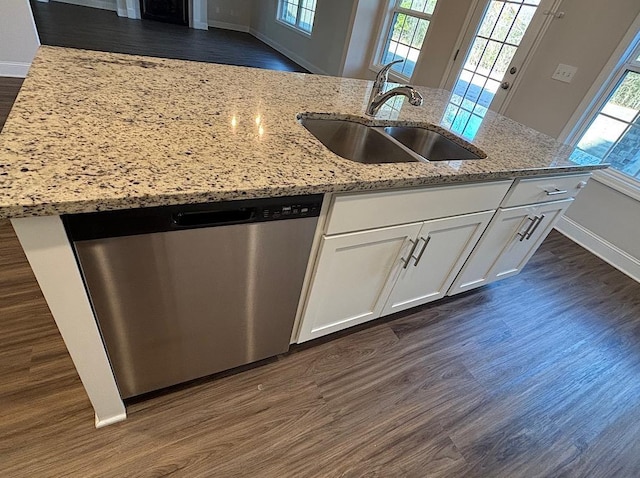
[0,62,31,78]
[192,20,209,30]
[95,411,127,428]
[555,216,640,283]
[53,0,117,12]
[249,28,327,75]
[209,20,248,32]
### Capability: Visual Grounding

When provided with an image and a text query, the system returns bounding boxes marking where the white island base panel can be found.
[11,216,126,428]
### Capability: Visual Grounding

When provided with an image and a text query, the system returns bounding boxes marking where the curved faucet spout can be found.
[367,85,424,117]
[366,60,424,117]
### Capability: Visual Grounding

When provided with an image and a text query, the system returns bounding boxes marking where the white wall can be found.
[563,180,640,263]
[341,0,384,80]
[208,0,251,31]
[0,0,40,77]
[250,0,357,76]
[504,0,640,138]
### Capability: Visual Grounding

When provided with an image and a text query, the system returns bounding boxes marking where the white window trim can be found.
[559,11,640,200]
[276,0,315,37]
[369,1,437,83]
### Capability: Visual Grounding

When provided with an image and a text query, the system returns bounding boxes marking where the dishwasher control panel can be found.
[63,194,324,241]
[261,202,321,220]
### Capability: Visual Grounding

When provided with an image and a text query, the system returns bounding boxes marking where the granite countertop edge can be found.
[0,47,608,220]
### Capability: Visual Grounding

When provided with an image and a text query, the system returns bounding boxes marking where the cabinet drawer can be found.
[501,173,591,208]
[326,181,512,235]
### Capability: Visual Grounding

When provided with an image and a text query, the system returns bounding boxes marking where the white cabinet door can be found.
[449,198,573,295]
[297,222,422,343]
[381,211,495,316]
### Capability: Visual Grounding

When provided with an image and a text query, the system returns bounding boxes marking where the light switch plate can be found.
[552,64,577,83]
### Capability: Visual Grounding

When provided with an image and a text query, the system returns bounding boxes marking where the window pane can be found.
[278,0,315,33]
[383,13,429,77]
[607,125,640,177]
[576,115,628,159]
[609,71,640,113]
[572,70,640,179]
[280,0,299,25]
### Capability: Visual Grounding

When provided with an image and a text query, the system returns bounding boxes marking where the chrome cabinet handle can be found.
[413,236,431,266]
[525,214,545,240]
[401,239,419,269]
[517,216,536,242]
[544,187,569,196]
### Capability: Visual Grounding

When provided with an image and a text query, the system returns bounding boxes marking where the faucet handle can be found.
[375,59,404,86]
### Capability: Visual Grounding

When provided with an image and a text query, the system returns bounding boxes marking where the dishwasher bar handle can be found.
[173,208,256,227]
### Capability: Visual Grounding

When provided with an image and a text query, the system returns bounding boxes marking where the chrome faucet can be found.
[366,59,424,117]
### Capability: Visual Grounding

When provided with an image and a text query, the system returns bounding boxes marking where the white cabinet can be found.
[296,181,513,343]
[381,211,494,316]
[448,198,573,294]
[295,175,591,343]
[297,222,422,342]
[297,211,497,343]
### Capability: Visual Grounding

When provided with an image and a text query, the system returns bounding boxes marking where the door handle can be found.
[401,239,419,269]
[525,214,545,240]
[413,236,431,267]
[517,216,535,242]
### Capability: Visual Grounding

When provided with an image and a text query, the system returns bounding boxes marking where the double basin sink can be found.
[300,116,485,165]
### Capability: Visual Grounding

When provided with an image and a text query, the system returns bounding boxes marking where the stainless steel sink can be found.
[384,126,483,161]
[300,116,484,164]
[300,118,419,164]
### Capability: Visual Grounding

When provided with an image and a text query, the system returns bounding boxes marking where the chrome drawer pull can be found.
[413,236,431,266]
[525,214,545,240]
[517,216,536,241]
[401,239,419,269]
[544,187,569,196]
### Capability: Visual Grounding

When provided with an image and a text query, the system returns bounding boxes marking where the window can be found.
[376,0,438,79]
[570,35,640,181]
[277,0,317,34]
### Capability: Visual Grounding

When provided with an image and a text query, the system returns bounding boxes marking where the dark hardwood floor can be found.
[1,219,640,476]
[0,78,24,132]
[29,0,307,72]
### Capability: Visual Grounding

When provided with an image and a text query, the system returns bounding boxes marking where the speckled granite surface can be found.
[0,46,606,218]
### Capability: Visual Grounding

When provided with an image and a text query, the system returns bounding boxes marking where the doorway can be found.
[442,0,558,138]
[140,0,188,26]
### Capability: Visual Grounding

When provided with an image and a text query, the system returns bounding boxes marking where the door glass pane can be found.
[506,5,536,45]
[477,1,504,38]
[490,44,517,79]
[491,2,519,42]
[443,0,541,139]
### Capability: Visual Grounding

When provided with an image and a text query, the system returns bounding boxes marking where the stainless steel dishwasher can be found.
[63,195,322,399]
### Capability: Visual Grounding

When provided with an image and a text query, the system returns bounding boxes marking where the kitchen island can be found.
[0,46,606,427]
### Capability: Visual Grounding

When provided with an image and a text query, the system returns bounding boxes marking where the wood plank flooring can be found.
[29,0,308,72]
[1,219,640,477]
[0,78,24,132]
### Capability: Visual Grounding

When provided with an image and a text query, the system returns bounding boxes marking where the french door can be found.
[442,0,558,137]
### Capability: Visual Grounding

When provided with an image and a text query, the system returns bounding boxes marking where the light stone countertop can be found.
[0,46,606,219]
